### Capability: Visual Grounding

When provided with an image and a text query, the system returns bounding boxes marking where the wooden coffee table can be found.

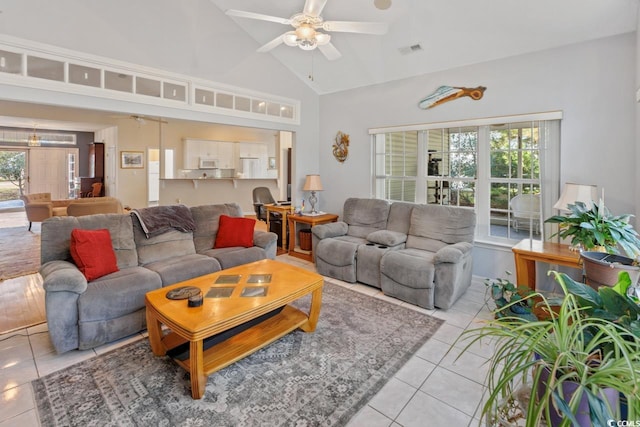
[145,259,324,399]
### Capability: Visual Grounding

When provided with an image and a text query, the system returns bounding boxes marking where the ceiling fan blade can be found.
[226,9,291,25]
[303,0,328,17]
[318,42,342,61]
[257,34,286,52]
[322,21,388,35]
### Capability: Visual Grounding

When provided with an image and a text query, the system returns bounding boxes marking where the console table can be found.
[512,238,581,290]
[288,213,339,262]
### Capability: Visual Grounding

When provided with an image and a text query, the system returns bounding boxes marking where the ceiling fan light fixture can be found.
[315,32,331,45]
[283,31,299,46]
[295,23,316,40]
[299,39,317,50]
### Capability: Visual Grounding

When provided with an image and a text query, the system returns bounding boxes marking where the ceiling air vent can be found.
[398,43,423,55]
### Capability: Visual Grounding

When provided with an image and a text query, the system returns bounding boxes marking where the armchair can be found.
[20,193,70,231]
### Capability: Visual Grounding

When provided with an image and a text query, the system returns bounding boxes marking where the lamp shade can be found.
[553,183,598,211]
[303,174,323,191]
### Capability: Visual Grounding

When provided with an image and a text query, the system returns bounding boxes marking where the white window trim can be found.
[368,111,563,134]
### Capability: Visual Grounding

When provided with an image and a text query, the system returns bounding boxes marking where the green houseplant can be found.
[544,201,640,256]
[545,201,640,287]
[459,271,640,426]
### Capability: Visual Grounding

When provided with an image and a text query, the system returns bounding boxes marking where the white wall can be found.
[318,33,637,281]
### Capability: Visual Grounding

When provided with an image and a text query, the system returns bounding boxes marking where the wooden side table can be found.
[512,238,581,290]
[288,213,339,262]
[265,204,292,249]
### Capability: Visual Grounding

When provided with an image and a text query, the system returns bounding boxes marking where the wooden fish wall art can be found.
[418,86,486,109]
[333,131,349,163]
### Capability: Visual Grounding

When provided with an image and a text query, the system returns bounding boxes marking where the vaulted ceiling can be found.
[210,0,639,94]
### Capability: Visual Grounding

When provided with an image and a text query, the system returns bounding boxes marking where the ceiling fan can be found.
[226,0,388,61]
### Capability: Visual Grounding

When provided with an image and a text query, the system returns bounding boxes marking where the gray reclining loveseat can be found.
[312,198,475,309]
[40,203,277,353]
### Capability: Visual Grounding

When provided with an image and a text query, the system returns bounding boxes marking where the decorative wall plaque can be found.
[333,131,349,163]
[418,86,486,109]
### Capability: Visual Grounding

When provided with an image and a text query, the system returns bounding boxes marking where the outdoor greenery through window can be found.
[371,114,561,243]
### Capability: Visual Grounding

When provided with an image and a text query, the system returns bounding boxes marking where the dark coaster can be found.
[166,286,201,300]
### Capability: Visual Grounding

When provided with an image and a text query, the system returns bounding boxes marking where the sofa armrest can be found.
[367,230,407,247]
[40,260,88,294]
[433,242,473,264]
[312,221,348,240]
[25,202,53,221]
[253,230,277,248]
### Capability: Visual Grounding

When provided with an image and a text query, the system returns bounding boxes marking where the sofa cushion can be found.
[41,214,139,269]
[316,236,366,267]
[406,205,476,252]
[343,198,391,238]
[143,254,221,286]
[380,249,436,289]
[70,229,119,281]
[214,215,255,248]
[202,246,266,269]
[133,219,196,265]
[77,266,162,322]
[386,202,415,234]
[190,203,245,253]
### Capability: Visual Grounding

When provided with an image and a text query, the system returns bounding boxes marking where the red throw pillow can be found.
[214,215,256,248]
[70,229,119,281]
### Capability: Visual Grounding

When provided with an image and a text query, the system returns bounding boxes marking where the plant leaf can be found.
[586,389,615,427]
[552,389,582,426]
[611,271,632,296]
[560,272,602,308]
[600,287,640,318]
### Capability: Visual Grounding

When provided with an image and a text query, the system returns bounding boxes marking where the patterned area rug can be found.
[33,283,443,426]
[0,226,40,281]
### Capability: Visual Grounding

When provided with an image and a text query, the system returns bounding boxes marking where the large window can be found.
[371,113,561,243]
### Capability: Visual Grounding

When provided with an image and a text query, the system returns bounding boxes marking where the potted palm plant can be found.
[458,271,640,426]
[545,201,640,288]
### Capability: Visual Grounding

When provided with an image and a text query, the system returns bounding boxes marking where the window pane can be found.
[490,182,511,210]
[491,150,509,178]
[448,181,475,208]
[450,152,476,178]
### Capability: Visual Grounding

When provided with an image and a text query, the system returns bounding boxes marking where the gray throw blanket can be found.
[131,205,196,238]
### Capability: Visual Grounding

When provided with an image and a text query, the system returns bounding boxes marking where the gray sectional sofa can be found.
[312,198,475,310]
[40,203,277,353]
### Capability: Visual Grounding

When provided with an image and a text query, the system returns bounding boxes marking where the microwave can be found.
[199,158,218,169]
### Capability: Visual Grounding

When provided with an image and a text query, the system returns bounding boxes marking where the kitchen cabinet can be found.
[238,142,267,159]
[217,142,235,169]
[183,139,238,170]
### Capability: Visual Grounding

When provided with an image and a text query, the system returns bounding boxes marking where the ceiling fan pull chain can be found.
[308,52,315,81]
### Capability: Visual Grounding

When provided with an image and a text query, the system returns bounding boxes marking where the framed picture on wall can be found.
[120,151,144,169]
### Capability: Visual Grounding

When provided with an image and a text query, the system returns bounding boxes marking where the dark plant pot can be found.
[537,366,619,426]
[580,251,640,290]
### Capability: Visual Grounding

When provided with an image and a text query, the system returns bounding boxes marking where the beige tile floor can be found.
[0,254,494,427]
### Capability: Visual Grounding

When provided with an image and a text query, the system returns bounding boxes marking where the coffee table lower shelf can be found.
[150,304,309,398]
[171,305,306,374]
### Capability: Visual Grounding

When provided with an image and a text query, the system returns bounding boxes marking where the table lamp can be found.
[553,183,598,211]
[303,174,323,214]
